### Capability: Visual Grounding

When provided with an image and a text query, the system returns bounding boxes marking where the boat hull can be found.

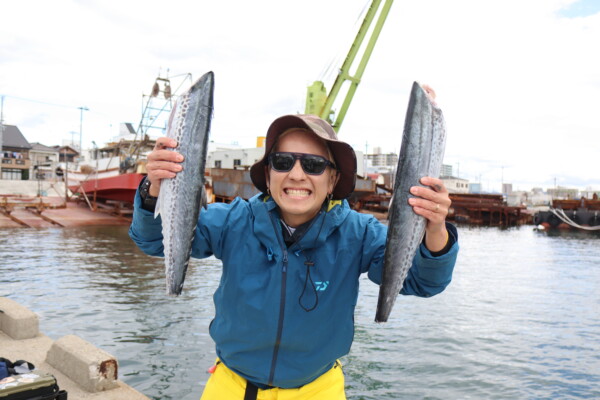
[69,173,145,203]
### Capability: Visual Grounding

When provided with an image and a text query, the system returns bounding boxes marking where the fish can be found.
[155,71,214,295]
[375,81,446,322]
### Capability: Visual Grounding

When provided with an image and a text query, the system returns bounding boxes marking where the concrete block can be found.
[45,334,119,393]
[0,297,39,339]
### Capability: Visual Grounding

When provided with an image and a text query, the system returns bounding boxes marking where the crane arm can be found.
[305,0,394,132]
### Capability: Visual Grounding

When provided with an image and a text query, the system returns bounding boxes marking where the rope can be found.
[549,208,600,231]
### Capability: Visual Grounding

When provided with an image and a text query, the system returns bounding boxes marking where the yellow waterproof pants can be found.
[200,360,347,400]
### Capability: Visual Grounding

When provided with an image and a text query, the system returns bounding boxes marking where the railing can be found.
[0,157,32,168]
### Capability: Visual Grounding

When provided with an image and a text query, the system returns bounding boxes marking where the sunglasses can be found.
[268,152,336,175]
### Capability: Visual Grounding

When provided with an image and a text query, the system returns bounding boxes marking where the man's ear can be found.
[329,171,340,194]
[264,165,270,190]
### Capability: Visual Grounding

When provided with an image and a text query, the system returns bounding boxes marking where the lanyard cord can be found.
[296,211,327,312]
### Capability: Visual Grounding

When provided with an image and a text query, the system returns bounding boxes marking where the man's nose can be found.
[288,159,306,178]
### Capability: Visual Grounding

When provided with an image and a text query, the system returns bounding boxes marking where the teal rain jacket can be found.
[129,193,458,389]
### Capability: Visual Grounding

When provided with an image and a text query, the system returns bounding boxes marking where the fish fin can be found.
[154,193,161,219]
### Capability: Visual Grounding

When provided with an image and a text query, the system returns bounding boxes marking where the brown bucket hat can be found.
[250,114,357,200]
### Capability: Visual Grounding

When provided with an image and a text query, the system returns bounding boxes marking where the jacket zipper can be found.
[267,213,288,386]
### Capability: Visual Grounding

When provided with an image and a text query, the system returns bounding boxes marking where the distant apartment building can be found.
[365,147,398,168]
[547,186,579,199]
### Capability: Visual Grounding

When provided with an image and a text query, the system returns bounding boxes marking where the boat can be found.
[68,71,193,207]
[534,197,600,230]
[68,172,145,203]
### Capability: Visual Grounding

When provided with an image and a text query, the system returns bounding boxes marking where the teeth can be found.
[286,189,310,196]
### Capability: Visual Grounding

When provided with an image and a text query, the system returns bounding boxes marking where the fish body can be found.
[155,71,214,295]
[375,81,446,322]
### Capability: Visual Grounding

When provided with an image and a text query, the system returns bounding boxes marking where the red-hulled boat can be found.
[69,173,145,203]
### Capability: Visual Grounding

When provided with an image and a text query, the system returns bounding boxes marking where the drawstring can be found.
[297,211,328,312]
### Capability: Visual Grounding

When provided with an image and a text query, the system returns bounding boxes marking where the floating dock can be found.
[0,195,132,228]
[446,193,532,227]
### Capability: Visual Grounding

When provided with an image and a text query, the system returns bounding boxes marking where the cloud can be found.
[1,0,598,191]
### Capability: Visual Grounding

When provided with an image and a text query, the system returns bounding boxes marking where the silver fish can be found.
[155,71,214,295]
[375,81,446,322]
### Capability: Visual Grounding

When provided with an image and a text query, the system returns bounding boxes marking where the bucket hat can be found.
[250,114,357,199]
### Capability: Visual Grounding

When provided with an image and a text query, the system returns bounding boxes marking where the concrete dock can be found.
[0,196,131,228]
[0,297,150,399]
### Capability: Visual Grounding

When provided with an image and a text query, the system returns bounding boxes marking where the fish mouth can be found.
[284,188,312,197]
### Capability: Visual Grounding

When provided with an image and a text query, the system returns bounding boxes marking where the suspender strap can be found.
[244,381,259,400]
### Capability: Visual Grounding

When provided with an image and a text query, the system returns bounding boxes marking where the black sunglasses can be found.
[268,152,336,175]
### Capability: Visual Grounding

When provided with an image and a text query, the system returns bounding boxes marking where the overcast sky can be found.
[1,0,599,192]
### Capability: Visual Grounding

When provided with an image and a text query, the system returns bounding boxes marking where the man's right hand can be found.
[145,137,184,197]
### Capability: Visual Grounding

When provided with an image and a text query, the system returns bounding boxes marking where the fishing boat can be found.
[68,71,192,206]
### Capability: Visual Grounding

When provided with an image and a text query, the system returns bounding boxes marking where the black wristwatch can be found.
[139,176,158,211]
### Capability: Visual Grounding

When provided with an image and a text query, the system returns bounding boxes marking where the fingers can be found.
[154,137,178,151]
[408,176,451,223]
[146,137,184,190]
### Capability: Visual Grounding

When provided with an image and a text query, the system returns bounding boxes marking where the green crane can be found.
[305,0,394,132]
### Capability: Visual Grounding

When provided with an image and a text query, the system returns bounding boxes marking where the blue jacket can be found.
[129,193,458,389]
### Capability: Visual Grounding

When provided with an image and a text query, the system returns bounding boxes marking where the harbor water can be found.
[1,224,599,399]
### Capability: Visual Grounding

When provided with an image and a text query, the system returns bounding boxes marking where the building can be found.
[469,182,482,193]
[441,164,453,178]
[547,186,579,199]
[1,125,32,180]
[207,147,265,170]
[502,183,513,195]
[53,145,80,165]
[29,143,60,180]
[442,176,470,193]
[365,147,398,168]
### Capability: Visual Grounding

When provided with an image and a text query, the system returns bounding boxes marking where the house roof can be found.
[30,142,59,153]
[1,125,32,150]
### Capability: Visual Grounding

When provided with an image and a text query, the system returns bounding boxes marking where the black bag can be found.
[0,363,67,400]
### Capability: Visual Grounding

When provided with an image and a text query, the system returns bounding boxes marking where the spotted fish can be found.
[375,81,446,322]
[155,71,214,295]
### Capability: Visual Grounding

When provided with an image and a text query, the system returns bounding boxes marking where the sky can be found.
[1,0,599,193]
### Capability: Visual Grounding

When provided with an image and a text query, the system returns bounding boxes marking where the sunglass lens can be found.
[271,154,294,171]
[301,156,327,174]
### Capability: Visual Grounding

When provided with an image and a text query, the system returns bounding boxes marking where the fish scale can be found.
[155,71,214,296]
[375,81,447,322]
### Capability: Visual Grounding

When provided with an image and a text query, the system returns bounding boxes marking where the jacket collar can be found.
[249,194,350,256]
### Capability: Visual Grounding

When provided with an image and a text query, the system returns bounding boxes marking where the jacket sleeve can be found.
[128,189,239,260]
[366,221,459,298]
[128,189,165,256]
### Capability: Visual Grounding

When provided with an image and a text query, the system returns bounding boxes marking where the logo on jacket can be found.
[315,281,329,291]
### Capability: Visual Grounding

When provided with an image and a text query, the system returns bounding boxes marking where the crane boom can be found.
[305,0,394,132]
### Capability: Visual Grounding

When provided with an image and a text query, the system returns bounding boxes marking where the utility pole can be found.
[78,106,89,159]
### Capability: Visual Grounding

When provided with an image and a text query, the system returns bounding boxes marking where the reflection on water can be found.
[1,225,599,399]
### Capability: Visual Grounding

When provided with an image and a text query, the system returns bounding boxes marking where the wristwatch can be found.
[139,176,158,211]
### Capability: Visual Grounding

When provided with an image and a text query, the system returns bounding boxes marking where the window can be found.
[1,168,24,180]
[233,159,241,167]
[214,160,222,168]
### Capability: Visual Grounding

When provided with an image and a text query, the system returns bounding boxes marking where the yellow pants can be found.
[200,360,347,400]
